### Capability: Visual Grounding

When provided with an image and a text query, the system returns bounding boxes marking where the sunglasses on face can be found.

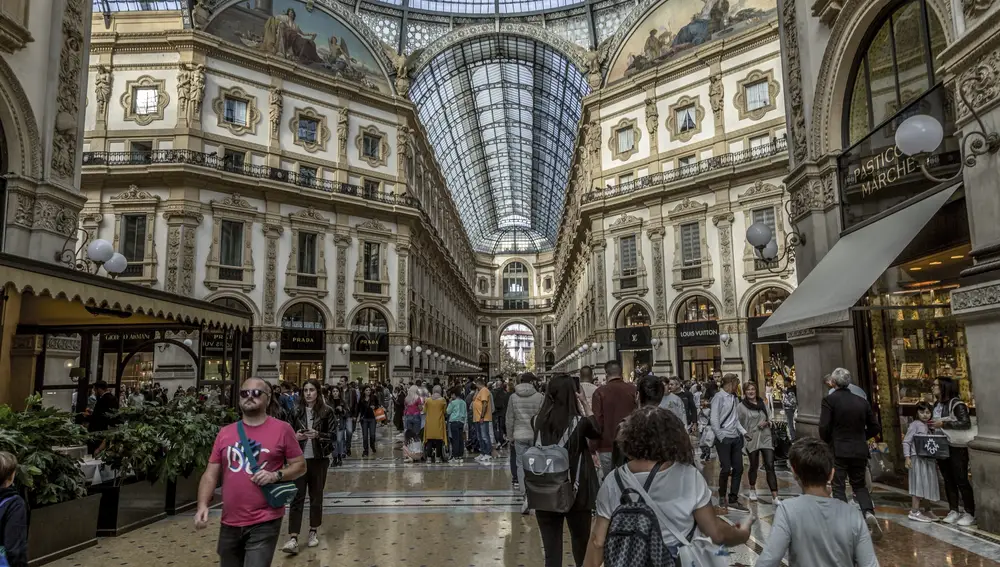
[239,388,269,399]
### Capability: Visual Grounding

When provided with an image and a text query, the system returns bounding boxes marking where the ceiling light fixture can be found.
[950,255,964,259]
[910,267,923,271]
[929,261,942,265]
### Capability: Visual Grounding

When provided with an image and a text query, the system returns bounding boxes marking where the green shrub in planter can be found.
[99,397,235,483]
[0,395,89,506]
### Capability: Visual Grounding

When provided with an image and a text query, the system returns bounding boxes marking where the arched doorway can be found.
[614,303,652,381]
[203,297,254,383]
[351,307,389,384]
[479,352,491,376]
[746,287,794,405]
[675,295,720,382]
[280,302,326,386]
[502,262,530,309]
[544,352,555,372]
[498,323,534,378]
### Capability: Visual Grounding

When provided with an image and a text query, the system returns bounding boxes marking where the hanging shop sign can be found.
[281,329,324,351]
[615,326,651,351]
[676,321,720,347]
[352,332,388,353]
[837,83,961,230]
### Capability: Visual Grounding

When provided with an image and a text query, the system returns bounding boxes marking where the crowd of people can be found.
[186,362,979,567]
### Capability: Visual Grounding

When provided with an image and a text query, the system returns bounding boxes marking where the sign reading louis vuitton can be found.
[676,321,720,347]
[615,326,651,350]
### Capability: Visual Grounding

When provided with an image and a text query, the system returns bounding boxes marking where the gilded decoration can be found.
[290,106,331,153]
[212,85,262,136]
[734,69,780,121]
[608,117,642,162]
[666,95,706,143]
[120,76,170,126]
[355,124,390,167]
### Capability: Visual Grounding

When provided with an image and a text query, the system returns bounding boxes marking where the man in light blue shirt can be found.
[826,373,867,400]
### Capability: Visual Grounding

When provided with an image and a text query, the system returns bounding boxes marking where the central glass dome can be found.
[371,0,585,15]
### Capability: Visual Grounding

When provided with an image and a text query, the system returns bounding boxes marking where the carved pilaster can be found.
[263,223,283,326]
[334,233,351,329]
[50,0,85,181]
[162,208,204,294]
[781,0,809,165]
[397,242,409,333]
[648,227,667,323]
[712,213,737,318]
[593,240,608,329]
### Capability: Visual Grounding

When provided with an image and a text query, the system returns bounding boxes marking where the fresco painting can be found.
[608,0,776,82]
[206,0,388,92]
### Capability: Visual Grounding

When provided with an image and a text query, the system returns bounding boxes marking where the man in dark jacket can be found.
[593,360,637,478]
[491,378,510,447]
[87,381,119,454]
[819,367,882,541]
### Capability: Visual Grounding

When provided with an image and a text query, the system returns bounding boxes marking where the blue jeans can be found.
[477,421,492,455]
[448,421,464,459]
[404,414,422,438]
[345,418,355,452]
[335,424,346,458]
[361,418,377,453]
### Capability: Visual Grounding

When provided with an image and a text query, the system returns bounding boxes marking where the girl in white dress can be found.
[903,402,941,523]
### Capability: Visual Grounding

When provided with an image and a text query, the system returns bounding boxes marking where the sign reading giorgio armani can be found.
[676,321,719,347]
[99,330,155,352]
[837,83,961,230]
[281,329,324,351]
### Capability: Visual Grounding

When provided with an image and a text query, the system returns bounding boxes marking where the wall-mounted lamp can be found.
[590,342,602,352]
[267,341,279,354]
[719,333,733,347]
[183,338,194,349]
[651,337,661,348]
[402,344,412,355]
[416,346,423,355]
[895,76,1000,182]
[338,343,350,354]
[65,360,75,369]
[746,201,805,275]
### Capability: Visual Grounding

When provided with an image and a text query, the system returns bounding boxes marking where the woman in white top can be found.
[582,406,751,567]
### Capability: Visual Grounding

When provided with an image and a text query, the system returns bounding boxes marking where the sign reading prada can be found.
[281,329,324,350]
[352,332,388,352]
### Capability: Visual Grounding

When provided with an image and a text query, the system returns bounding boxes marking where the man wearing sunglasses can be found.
[195,378,306,567]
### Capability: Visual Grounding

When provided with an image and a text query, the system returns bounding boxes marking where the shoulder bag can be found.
[943,399,977,447]
[236,421,298,508]
[913,432,951,459]
[625,467,731,567]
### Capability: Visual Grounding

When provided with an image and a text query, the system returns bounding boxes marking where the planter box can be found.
[27,493,101,566]
[94,479,168,537]
[165,473,206,515]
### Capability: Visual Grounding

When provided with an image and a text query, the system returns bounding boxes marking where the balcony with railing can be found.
[82,150,420,208]
[582,137,787,204]
[480,298,553,312]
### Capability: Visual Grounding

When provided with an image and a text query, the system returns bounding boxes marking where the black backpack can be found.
[603,463,673,567]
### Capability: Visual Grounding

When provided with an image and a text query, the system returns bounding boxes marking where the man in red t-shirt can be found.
[195,378,306,567]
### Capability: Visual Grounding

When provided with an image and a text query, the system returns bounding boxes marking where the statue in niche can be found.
[94,66,112,116]
[709,74,724,118]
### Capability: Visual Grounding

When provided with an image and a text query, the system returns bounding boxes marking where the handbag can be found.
[913,433,950,459]
[942,399,978,447]
[867,446,894,482]
[236,421,298,508]
[625,467,730,567]
[374,407,387,422]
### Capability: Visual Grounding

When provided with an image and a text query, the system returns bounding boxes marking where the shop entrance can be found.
[675,296,720,382]
[615,303,651,381]
[747,287,795,408]
[351,307,389,384]
[280,302,326,386]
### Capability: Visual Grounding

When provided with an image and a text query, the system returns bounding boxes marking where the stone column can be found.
[327,330,349,382]
[334,233,352,329]
[713,213,743,376]
[254,328,280,381]
[787,328,857,439]
[262,223,283,327]
[162,208,203,296]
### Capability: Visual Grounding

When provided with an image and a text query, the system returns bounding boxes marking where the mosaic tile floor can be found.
[45,426,1000,567]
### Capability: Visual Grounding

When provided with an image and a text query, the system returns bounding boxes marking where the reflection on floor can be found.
[47,426,1000,567]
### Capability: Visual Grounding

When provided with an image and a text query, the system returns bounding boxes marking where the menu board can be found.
[900,362,925,380]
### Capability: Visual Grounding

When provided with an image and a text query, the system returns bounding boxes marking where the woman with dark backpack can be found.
[527,374,601,567]
[582,407,750,567]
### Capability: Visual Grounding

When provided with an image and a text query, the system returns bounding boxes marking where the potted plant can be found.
[0,396,101,566]
[158,397,234,514]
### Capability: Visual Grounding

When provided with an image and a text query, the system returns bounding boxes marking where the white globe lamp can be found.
[104,252,128,275]
[746,223,773,249]
[896,114,944,157]
[760,239,779,260]
[87,239,114,263]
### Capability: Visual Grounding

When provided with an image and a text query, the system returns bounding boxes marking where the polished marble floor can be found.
[48,425,1000,567]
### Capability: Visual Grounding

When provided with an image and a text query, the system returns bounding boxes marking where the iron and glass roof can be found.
[409,35,589,254]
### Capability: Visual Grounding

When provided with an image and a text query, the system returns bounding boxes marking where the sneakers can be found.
[942,510,961,524]
[908,510,934,523]
[281,538,299,555]
[481,455,493,463]
[865,512,883,541]
[728,499,750,512]
[772,494,781,505]
[512,481,520,491]
[521,500,529,515]
[923,510,940,522]
[306,531,319,548]
[957,513,977,527]
[748,489,758,502]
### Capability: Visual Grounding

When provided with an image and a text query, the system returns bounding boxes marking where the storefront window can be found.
[280,302,326,386]
[616,303,652,380]
[747,287,795,407]
[676,295,720,382]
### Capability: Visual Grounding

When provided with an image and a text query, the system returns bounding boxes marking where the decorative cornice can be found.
[951,281,1000,315]
[111,184,160,202]
[212,193,257,211]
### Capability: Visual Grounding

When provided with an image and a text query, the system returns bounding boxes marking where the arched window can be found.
[748,287,789,318]
[617,303,650,328]
[845,0,947,145]
[352,308,388,333]
[212,297,252,314]
[503,262,530,309]
[281,303,325,330]
[679,295,718,322]
[544,352,555,371]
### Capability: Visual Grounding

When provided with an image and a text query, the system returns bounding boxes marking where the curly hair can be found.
[618,406,694,465]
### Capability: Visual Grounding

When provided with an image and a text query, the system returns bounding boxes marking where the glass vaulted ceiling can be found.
[410,35,589,254]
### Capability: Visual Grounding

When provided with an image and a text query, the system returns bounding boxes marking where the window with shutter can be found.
[616,127,634,153]
[681,223,701,266]
[745,81,770,111]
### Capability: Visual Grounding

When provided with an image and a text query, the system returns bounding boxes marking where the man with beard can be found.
[196,378,306,567]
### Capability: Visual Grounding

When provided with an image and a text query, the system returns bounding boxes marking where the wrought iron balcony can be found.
[479,298,553,311]
[582,137,788,204]
[82,150,421,208]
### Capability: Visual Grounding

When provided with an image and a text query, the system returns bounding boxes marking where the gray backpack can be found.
[522,417,582,513]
